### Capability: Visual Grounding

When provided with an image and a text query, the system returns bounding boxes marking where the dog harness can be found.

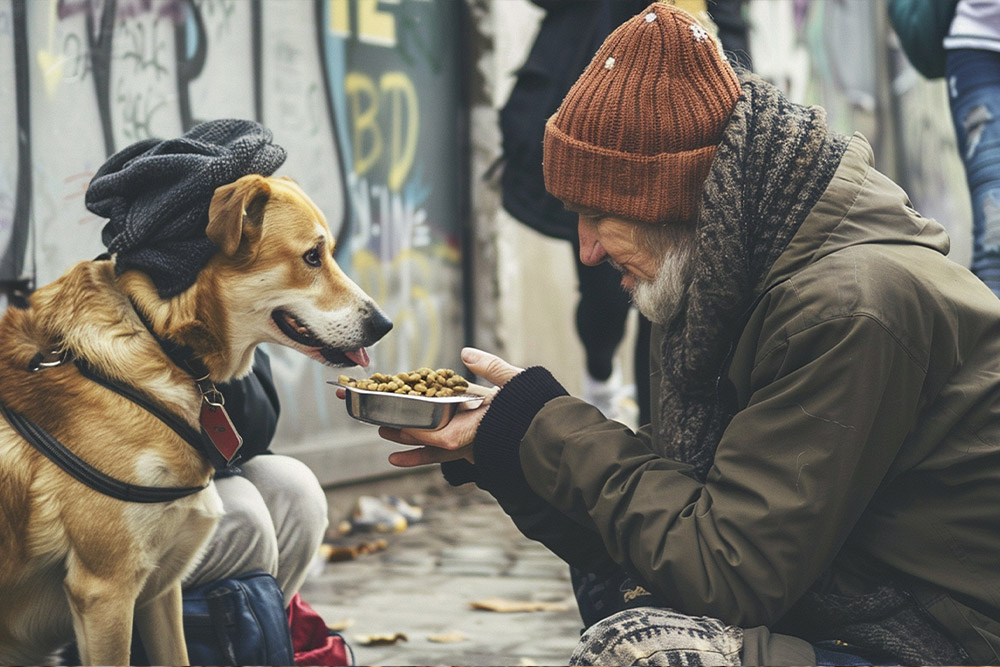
[0,347,235,502]
[0,349,211,502]
[124,297,245,471]
[0,398,208,503]
[0,289,249,502]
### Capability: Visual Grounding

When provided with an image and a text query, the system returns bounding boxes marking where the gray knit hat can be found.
[86,119,287,297]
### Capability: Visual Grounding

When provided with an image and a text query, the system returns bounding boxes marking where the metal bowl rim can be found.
[328,381,483,404]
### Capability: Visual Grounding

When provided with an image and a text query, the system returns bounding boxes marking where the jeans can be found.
[812,640,877,665]
[947,48,1000,297]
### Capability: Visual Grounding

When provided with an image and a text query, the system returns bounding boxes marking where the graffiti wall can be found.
[0,0,467,484]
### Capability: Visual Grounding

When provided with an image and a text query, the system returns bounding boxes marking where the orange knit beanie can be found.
[543,1,742,224]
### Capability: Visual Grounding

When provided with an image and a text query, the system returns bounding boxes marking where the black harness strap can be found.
[127,297,213,386]
[73,358,237,472]
[0,403,207,503]
[74,359,206,454]
[121,299,242,471]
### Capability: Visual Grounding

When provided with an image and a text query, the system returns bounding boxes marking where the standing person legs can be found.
[947,48,1000,296]
[575,257,632,381]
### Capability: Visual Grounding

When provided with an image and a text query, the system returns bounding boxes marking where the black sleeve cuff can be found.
[441,459,479,486]
[473,366,568,495]
[457,367,616,572]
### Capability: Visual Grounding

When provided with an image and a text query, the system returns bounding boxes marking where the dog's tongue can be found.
[345,348,370,367]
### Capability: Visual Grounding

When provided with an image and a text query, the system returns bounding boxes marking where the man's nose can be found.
[578,217,605,266]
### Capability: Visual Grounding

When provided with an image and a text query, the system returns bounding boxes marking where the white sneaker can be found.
[381,495,423,524]
[583,371,620,417]
[582,364,637,429]
[350,495,408,533]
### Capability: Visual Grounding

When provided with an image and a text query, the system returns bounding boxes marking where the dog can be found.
[0,173,392,665]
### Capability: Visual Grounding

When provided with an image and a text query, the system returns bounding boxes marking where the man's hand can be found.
[377,347,523,467]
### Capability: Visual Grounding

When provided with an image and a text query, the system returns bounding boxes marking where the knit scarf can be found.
[655,72,848,476]
[653,74,968,665]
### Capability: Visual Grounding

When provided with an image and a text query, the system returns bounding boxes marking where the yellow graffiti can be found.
[353,248,390,303]
[329,0,350,37]
[327,0,398,46]
[358,0,397,47]
[351,248,443,368]
[389,284,440,367]
[344,71,418,192]
[381,72,418,192]
[345,72,382,178]
[37,0,65,95]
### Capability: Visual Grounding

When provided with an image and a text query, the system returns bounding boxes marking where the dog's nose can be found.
[364,307,393,342]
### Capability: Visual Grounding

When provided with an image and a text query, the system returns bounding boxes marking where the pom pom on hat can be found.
[86,119,287,297]
[543,1,741,224]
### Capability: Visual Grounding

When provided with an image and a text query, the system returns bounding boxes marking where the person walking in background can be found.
[380,3,1000,664]
[498,0,750,425]
[891,0,1000,296]
[945,0,1000,295]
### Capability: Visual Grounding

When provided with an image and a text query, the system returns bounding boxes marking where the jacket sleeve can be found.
[444,368,618,573]
[511,313,927,628]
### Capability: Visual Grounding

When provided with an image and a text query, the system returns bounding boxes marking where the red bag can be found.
[287,593,354,666]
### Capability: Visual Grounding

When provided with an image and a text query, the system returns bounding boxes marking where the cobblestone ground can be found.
[301,480,583,666]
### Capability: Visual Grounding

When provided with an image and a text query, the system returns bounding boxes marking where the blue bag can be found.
[132,571,295,666]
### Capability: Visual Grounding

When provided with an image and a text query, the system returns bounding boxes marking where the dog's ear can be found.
[207,174,272,256]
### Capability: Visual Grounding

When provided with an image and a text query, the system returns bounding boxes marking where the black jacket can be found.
[217,348,280,473]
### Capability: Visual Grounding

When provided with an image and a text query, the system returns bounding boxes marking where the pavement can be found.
[301,470,584,666]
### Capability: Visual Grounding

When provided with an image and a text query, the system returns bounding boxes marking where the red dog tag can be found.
[200,399,244,463]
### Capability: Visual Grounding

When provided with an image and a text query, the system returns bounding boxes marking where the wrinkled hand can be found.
[378,347,523,467]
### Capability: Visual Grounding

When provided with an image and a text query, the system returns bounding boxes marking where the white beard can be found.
[631,238,695,326]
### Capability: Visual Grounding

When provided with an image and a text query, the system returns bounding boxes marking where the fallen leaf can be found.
[427,631,468,643]
[354,632,408,646]
[327,618,353,632]
[469,597,570,613]
[357,538,389,555]
[321,538,389,562]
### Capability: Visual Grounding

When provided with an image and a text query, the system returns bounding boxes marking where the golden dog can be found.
[0,174,391,665]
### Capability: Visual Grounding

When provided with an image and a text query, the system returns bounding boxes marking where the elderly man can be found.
[378,3,1000,665]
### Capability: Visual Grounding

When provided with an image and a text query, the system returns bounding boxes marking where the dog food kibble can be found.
[338,368,469,397]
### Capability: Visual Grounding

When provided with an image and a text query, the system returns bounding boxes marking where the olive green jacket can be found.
[513,135,1000,663]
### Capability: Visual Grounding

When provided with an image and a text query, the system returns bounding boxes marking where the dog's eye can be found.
[303,248,322,267]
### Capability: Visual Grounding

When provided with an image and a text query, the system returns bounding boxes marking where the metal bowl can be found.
[330,382,485,430]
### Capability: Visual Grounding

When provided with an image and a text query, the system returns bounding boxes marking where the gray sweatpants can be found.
[182,454,329,606]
